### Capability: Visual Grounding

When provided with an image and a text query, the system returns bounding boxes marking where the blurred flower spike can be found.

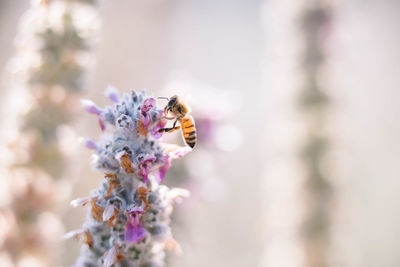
[0,0,99,265]
[67,87,191,266]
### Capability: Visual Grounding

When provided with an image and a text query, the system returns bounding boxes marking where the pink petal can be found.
[127,206,144,215]
[98,117,106,131]
[79,137,98,150]
[104,85,120,103]
[141,175,150,185]
[151,119,167,139]
[80,99,102,115]
[124,215,146,243]
[169,146,192,159]
[125,225,146,243]
[141,98,156,112]
[155,156,171,184]
[138,156,156,184]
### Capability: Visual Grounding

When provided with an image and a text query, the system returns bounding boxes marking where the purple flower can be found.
[141,98,155,127]
[80,99,102,115]
[80,99,106,130]
[125,208,146,243]
[98,117,106,131]
[151,119,167,139]
[127,206,144,214]
[141,98,155,113]
[155,156,171,184]
[80,137,98,150]
[104,85,120,103]
[169,146,192,159]
[137,98,156,136]
[137,155,156,184]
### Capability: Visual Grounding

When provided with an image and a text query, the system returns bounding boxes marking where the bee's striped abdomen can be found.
[180,116,196,148]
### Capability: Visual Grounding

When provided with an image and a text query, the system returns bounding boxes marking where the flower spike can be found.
[69,88,192,267]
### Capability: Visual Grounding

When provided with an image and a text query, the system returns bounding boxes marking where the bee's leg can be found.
[172,118,178,128]
[159,118,180,133]
[163,126,181,133]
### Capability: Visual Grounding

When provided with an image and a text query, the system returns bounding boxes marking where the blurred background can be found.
[1,0,400,267]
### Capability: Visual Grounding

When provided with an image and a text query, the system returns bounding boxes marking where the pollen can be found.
[137,120,148,136]
[83,231,94,249]
[104,173,120,198]
[71,230,93,249]
[90,198,104,221]
[116,252,124,262]
[137,187,151,210]
[120,154,135,174]
[107,208,118,227]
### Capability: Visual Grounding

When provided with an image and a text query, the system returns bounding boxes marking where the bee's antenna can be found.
[157,96,169,101]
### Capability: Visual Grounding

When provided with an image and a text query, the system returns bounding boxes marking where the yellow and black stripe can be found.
[180,116,196,148]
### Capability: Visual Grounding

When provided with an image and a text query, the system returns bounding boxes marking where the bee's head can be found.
[168,95,178,107]
[158,95,179,113]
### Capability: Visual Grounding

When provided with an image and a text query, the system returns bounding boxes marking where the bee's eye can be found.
[168,99,176,106]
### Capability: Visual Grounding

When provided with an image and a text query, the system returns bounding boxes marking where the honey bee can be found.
[158,95,196,148]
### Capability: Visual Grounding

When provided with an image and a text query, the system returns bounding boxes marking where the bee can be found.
[158,95,196,148]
